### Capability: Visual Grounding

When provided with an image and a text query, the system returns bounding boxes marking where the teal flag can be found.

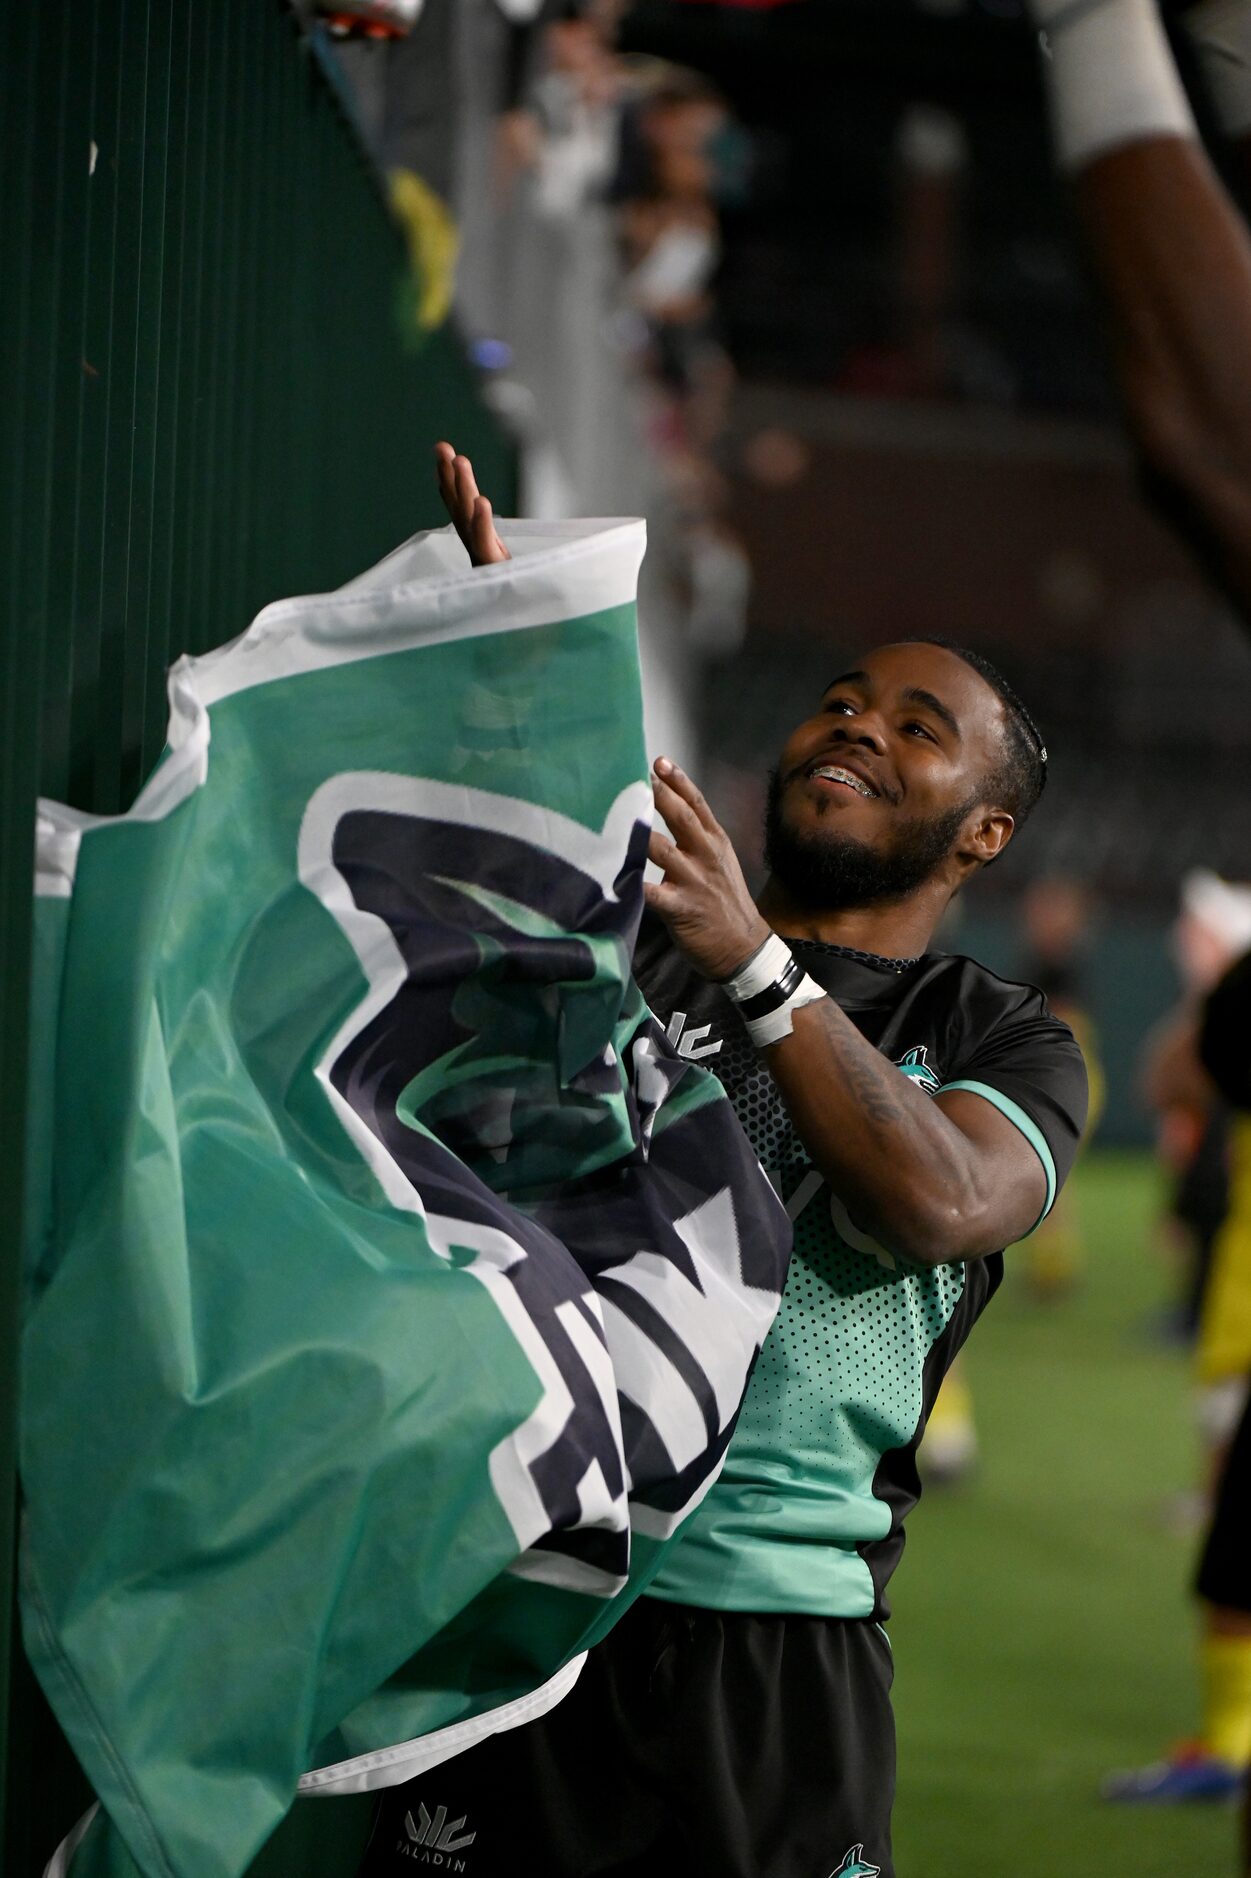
[22,520,791,1878]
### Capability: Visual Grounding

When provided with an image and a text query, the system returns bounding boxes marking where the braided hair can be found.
[921,638,1048,831]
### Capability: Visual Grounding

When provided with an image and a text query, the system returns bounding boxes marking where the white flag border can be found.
[42,1655,588,1874]
[33,518,646,895]
[297,1650,587,1796]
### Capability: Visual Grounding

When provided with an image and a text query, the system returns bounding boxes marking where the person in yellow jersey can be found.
[1105,895,1251,1803]
[1191,948,1251,1873]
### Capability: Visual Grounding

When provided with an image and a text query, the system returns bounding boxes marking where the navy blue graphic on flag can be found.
[323,794,789,1581]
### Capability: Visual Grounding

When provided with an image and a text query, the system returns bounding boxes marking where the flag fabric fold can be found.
[22,519,790,1878]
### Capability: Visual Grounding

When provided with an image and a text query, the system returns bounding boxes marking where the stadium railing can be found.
[0,4,513,1870]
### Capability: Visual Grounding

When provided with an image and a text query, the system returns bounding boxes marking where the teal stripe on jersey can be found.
[939,1079,1057,1226]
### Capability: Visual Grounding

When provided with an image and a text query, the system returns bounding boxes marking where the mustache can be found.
[783,753,899,807]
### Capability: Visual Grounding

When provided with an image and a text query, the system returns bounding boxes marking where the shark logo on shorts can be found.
[829,1848,881,1878]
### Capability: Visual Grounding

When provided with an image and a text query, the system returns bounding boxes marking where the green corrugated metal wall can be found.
[0,5,513,1870]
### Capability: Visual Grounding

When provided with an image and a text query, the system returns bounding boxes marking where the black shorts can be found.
[356,1595,896,1878]
[1197,1384,1251,1613]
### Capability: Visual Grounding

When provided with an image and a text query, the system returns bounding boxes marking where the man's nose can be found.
[833,715,887,752]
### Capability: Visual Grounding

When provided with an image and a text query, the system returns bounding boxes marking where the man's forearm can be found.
[1026,0,1251,621]
[1071,136,1251,616]
[764,997,1027,1267]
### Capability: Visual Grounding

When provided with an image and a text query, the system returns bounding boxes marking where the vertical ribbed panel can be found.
[0,5,514,1869]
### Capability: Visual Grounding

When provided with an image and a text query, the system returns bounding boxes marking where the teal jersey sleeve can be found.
[940,979,1088,1231]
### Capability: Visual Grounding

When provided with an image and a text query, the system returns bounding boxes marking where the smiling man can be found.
[358,450,1089,1878]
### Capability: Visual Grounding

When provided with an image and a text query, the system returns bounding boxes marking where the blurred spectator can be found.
[459,6,762,724]
[919,1353,978,1486]
[1143,872,1251,1356]
[1018,876,1104,1298]
[837,104,1015,406]
[1184,877,1251,1466]
[498,17,623,220]
[1107,921,1251,1809]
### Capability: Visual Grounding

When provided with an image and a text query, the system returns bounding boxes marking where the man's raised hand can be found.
[645,757,770,982]
[435,441,511,567]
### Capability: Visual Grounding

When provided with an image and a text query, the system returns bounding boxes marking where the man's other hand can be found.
[435,441,511,567]
[645,757,770,981]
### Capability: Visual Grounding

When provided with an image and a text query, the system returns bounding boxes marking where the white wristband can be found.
[741,986,827,1049]
[723,933,796,1002]
[723,934,827,1049]
[1028,0,1196,171]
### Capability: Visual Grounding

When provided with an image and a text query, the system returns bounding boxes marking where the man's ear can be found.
[960,809,1015,869]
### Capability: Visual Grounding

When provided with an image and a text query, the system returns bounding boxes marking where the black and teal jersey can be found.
[633,921,1088,1622]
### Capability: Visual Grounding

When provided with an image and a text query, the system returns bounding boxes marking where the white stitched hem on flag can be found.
[296,1651,588,1796]
[192,518,647,707]
[42,1801,99,1878]
[38,1662,588,1868]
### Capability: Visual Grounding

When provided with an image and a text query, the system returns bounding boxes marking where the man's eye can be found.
[825,698,855,716]
[903,721,935,740]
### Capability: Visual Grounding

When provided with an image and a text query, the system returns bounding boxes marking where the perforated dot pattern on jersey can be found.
[718,1010,965,1459]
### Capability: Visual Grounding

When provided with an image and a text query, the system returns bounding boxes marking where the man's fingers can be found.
[652,773,707,846]
[454,453,481,515]
[435,442,473,550]
[435,443,507,566]
[434,441,458,508]
[469,499,492,561]
[653,757,718,832]
[647,828,691,874]
[471,496,511,565]
[434,443,479,521]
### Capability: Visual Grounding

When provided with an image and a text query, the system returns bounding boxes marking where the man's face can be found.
[764,642,1012,911]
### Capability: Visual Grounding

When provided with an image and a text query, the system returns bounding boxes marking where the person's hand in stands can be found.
[435,441,511,567]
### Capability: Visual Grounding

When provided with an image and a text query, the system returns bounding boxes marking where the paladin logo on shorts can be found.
[829,1847,881,1878]
[399,1803,477,1868]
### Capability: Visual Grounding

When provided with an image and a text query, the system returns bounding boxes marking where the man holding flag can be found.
[357,449,1088,1878]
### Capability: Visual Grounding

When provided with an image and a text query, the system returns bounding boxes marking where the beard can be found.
[763,766,975,912]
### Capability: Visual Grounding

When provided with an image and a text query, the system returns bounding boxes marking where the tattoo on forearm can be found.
[814,1001,904,1123]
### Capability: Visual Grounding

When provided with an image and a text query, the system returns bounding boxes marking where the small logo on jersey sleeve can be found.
[895,1045,940,1093]
[829,1847,881,1878]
